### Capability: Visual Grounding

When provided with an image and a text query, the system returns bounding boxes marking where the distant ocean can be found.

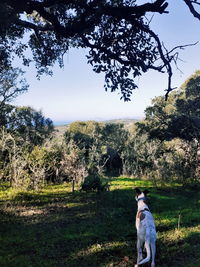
[53,120,73,126]
[53,117,143,126]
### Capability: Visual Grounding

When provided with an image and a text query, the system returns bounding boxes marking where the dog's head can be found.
[135,188,149,202]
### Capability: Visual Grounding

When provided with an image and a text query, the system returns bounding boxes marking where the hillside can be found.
[54,118,141,138]
[103,118,141,125]
[54,124,69,138]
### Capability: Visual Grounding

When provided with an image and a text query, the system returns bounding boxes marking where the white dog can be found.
[134,188,156,267]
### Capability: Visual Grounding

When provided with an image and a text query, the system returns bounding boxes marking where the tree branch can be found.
[102,0,168,18]
[183,0,200,20]
[166,41,199,54]
[81,36,131,66]
[15,18,53,31]
[14,0,169,38]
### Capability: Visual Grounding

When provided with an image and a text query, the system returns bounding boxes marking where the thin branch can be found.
[166,41,199,55]
[191,0,200,6]
[130,19,173,100]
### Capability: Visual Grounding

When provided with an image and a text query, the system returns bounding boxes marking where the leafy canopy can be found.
[1,0,200,100]
[138,70,200,142]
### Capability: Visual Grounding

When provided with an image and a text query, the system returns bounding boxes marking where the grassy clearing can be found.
[0,178,200,267]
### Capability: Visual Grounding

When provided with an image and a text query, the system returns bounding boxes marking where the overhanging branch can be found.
[183,0,200,20]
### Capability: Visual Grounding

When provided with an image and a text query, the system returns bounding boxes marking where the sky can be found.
[13,0,200,125]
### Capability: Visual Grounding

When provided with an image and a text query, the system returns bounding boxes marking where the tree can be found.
[0,127,29,188]
[141,71,200,143]
[136,93,177,141]
[8,106,54,146]
[26,146,48,190]
[65,121,101,150]
[0,67,28,126]
[136,70,200,183]
[65,121,128,176]
[0,0,198,100]
[60,141,87,192]
[0,67,28,108]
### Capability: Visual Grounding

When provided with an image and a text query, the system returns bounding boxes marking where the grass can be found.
[0,178,200,266]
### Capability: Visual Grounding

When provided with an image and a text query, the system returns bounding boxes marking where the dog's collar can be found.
[137,197,147,202]
[141,208,150,212]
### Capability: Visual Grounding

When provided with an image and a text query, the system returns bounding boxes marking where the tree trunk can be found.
[72,179,75,193]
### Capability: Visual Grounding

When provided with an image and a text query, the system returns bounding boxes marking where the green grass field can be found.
[0,178,200,266]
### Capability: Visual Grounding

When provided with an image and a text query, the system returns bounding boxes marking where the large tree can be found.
[136,71,200,182]
[139,71,200,142]
[8,106,54,145]
[0,67,29,126]
[0,67,28,108]
[1,0,199,100]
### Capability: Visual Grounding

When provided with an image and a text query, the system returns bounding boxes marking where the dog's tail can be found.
[138,240,151,265]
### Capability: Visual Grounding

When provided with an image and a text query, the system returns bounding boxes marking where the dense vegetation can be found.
[1,71,200,190]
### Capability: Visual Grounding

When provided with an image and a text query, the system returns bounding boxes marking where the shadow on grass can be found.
[0,181,200,266]
[157,230,200,267]
[0,188,137,266]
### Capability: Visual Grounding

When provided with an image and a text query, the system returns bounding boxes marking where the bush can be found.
[81,175,109,192]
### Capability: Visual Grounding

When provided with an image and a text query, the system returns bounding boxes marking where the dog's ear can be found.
[143,189,149,195]
[135,188,141,195]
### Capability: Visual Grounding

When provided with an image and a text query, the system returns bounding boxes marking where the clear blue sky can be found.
[13,0,200,124]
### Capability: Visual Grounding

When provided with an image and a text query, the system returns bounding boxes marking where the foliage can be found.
[43,144,63,183]
[8,106,54,146]
[122,131,164,178]
[2,71,200,189]
[0,67,54,147]
[1,0,199,99]
[0,67,28,126]
[0,67,28,108]
[135,70,200,184]
[60,141,87,186]
[0,128,28,188]
[64,121,126,177]
[81,174,109,192]
[0,107,54,189]
[26,146,48,190]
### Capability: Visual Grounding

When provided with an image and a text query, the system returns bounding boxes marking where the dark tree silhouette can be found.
[183,0,200,20]
[0,68,28,108]
[0,0,199,100]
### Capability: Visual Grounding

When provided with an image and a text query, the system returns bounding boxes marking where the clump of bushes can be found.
[81,174,109,192]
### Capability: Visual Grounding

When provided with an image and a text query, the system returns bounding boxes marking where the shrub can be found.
[81,175,109,192]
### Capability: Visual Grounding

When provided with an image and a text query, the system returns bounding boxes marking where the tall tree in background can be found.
[137,70,200,183]
[0,0,199,100]
[8,106,54,146]
[140,71,200,143]
[0,67,28,126]
[0,67,28,108]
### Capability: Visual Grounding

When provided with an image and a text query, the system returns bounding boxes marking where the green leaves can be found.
[0,0,170,100]
[0,67,28,106]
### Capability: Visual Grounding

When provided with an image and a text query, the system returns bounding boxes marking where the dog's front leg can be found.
[135,239,143,267]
